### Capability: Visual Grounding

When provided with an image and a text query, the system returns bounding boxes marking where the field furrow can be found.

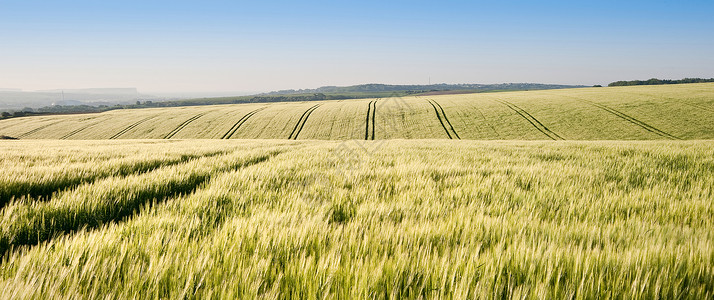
[493,99,565,140]
[0,150,228,209]
[427,99,461,139]
[427,100,452,139]
[164,112,210,139]
[622,91,714,113]
[109,116,156,139]
[430,99,460,139]
[289,104,321,140]
[17,120,64,138]
[60,119,106,140]
[0,83,712,140]
[371,100,377,139]
[574,97,681,140]
[0,147,287,256]
[0,140,711,298]
[365,100,377,140]
[222,107,266,139]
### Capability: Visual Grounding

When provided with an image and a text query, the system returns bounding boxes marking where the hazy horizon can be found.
[2,0,713,93]
[0,81,586,96]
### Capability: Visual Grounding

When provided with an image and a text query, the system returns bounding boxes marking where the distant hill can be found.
[0,88,156,111]
[1,83,712,140]
[262,83,584,95]
[37,88,141,95]
[0,83,583,112]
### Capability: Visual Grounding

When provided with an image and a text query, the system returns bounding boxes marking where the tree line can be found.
[608,78,714,87]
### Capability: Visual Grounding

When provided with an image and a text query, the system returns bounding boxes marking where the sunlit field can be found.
[1,83,713,141]
[0,139,712,298]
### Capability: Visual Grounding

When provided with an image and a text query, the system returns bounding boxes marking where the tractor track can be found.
[0,150,229,209]
[0,149,287,258]
[222,107,266,139]
[365,100,377,140]
[427,99,460,139]
[17,121,64,138]
[110,116,156,139]
[567,96,681,140]
[288,104,321,140]
[472,106,499,136]
[493,99,564,140]
[164,112,210,139]
[60,119,106,140]
[622,91,714,113]
[682,102,714,113]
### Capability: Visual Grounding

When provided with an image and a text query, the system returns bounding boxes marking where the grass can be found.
[0,139,712,298]
[0,83,711,298]
[0,83,712,140]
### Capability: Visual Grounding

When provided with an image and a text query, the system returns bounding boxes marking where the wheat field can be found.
[0,84,713,298]
[1,83,713,140]
[0,139,712,298]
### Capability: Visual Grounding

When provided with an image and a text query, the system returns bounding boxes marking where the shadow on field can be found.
[0,151,229,209]
[0,151,280,258]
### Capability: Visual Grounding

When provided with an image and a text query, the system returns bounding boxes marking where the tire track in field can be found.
[163,111,210,139]
[17,120,64,138]
[493,99,564,140]
[0,121,14,132]
[497,99,565,140]
[622,91,714,113]
[365,100,377,140]
[0,150,229,209]
[471,105,499,137]
[0,149,287,257]
[427,99,460,139]
[221,107,266,139]
[681,102,714,113]
[60,118,106,140]
[371,99,378,140]
[288,104,321,140]
[109,116,156,139]
[571,97,681,140]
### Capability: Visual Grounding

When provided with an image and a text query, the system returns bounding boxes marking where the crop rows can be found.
[0,140,295,255]
[221,107,266,139]
[0,83,712,140]
[365,100,377,140]
[492,99,564,140]
[110,116,155,139]
[164,112,211,139]
[288,104,321,140]
[0,140,712,298]
[426,99,460,139]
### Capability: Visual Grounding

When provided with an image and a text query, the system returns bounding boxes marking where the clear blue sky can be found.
[1,0,713,93]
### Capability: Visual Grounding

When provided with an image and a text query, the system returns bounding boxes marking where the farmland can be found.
[0,139,712,298]
[1,83,713,140]
[0,83,713,298]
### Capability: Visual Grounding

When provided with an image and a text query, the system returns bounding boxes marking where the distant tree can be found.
[13,111,26,117]
[609,77,714,87]
[593,85,602,87]
[21,107,34,112]
[1,112,10,118]
[646,78,663,85]
[136,100,141,105]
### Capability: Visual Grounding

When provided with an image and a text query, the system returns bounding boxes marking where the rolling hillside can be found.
[1,139,713,298]
[1,83,713,140]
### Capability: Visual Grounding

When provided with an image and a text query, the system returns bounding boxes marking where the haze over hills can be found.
[261,83,585,95]
[0,82,585,112]
[1,83,712,141]
[0,88,157,111]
